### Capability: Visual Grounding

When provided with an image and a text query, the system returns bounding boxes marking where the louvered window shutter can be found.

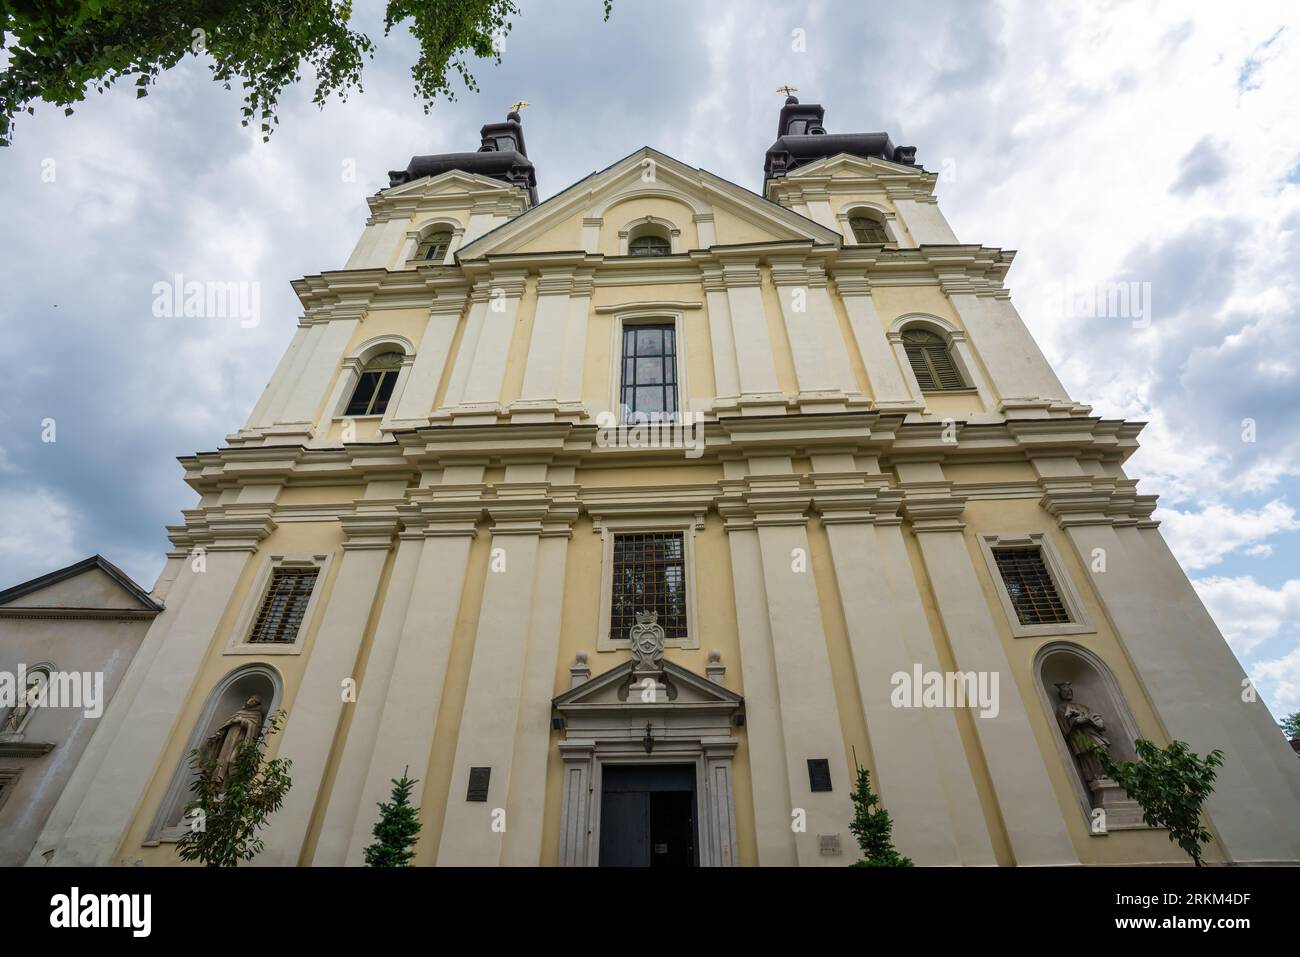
[902,329,967,391]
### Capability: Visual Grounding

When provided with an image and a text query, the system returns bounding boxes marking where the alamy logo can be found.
[49,887,151,937]
[890,665,1000,719]
[595,410,704,459]
[0,665,104,720]
[151,273,261,328]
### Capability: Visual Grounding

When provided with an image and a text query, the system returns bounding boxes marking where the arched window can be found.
[902,328,967,391]
[629,234,672,256]
[147,664,281,843]
[416,230,453,262]
[344,351,404,417]
[849,213,889,244]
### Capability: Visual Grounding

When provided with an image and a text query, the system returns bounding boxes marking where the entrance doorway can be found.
[597,764,697,867]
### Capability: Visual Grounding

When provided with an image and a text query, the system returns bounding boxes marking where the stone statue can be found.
[1055,682,1112,786]
[1,671,45,737]
[201,696,265,787]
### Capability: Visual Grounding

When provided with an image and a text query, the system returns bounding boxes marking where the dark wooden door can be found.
[598,790,650,866]
[598,764,697,868]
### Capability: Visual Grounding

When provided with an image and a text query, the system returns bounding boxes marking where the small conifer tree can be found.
[848,765,913,867]
[363,768,423,867]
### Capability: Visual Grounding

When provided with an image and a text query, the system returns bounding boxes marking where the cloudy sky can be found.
[2,1,1298,720]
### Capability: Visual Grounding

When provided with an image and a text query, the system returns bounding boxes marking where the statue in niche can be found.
[201,696,265,787]
[1,671,46,738]
[1054,681,1113,788]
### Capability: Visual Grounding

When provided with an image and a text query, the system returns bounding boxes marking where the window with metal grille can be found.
[902,328,967,391]
[344,351,403,417]
[849,215,889,244]
[417,230,452,261]
[619,323,677,421]
[992,547,1071,625]
[248,567,320,643]
[629,234,671,256]
[610,532,688,640]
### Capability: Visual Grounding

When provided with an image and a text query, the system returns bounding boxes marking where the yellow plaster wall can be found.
[541,512,758,865]
[956,497,1226,864]
[598,197,700,255]
[117,520,346,864]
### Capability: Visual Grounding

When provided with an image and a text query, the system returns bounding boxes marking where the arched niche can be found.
[1034,642,1146,831]
[0,661,56,741]
[145,664,282,844]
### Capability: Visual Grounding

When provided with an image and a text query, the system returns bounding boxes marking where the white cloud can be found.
[1158,500,1300,570]
[1251,646,1300,719]
[1193,575,1300,655]
[0,487,82,587]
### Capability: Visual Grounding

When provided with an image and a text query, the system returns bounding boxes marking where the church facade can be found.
[29,98,1300,867]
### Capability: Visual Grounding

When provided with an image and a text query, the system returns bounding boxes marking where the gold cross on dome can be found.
[510,100,530,113]
[775,85,798,97]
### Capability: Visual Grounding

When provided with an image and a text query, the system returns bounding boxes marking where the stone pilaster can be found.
[832,272,922,412]
[310,507,427,865]
[769,257,859,411]
[259,507,398,866]
[718,258,785,414]
[721,476,855,866]
[388,289,470,427]
[447,271,528,422]
[816,480,995,865]
[275,313,363,438]
[942,280,1068,409]
[437,485,579,865]
[341,492,480,864]
[47,507,275,865]
[902,484,1077,864]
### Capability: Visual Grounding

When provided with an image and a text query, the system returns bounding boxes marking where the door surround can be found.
[553,658,743,867]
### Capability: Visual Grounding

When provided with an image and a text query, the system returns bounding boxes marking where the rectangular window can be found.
[610,532,688,640]
[248,567,320,643]
[619,323,677,421]
[992,547,1071,625]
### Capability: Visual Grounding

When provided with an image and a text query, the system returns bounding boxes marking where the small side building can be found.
[0,556,161,865]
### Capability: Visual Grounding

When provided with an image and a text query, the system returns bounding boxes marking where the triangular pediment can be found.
[554,659,743,712]
[379,168,518,200]
[458,146,841,259]
[0,555,161,615]
[779,151,938,188]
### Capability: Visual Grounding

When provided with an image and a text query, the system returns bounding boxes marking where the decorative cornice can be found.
[899,482,968,533]
[0,740,56,758]
[0,607,160,621]
[1038,477,1160,529]
[593,299,703,313]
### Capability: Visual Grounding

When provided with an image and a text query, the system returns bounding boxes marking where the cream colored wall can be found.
[514,213,583,253]
[955,497,1224,864]
[0,614,149,866]
[414,525,492,865]
[597,197,699,254]
[79,152,1289,869]
[710,207,775,247]
[118,520,344,864]
[758,268,801,397]
[499,277,540,406]
[543,511,758,866]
